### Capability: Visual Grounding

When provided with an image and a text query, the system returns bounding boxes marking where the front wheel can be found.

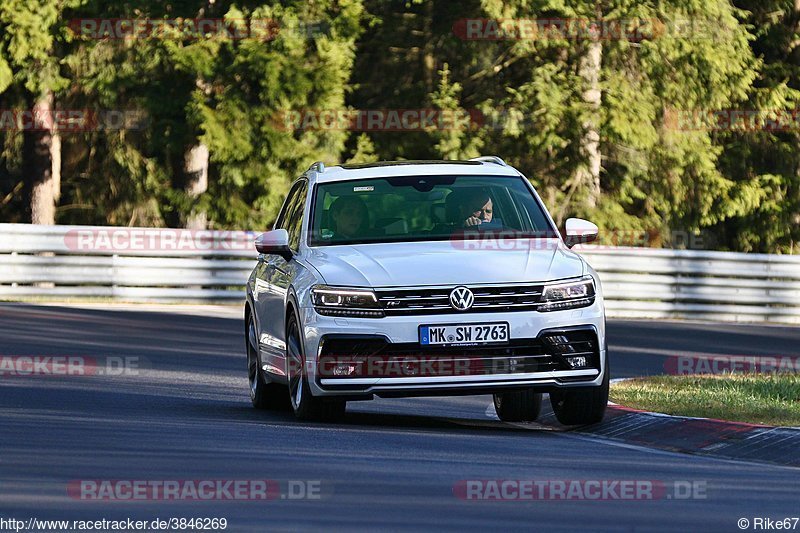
[247,314,290,410]
[549,356,609,425]
[286,312,346,422]
[493,389,542,422]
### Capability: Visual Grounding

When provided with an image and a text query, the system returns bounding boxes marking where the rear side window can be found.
[276,180,308,251]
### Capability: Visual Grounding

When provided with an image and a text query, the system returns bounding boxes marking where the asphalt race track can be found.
[1,303,799,532]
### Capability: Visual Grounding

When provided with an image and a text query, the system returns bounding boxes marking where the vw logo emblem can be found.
[449,286,475,311]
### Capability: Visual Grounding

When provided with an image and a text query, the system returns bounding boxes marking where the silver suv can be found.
[245,157,608,424]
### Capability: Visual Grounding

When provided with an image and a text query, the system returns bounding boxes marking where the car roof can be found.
[307,159,522,184]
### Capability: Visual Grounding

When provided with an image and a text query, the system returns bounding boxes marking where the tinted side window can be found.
[275,182,302,230]
[285,181,308,251]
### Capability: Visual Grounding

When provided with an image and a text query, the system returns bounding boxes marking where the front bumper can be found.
[300,302,607,398]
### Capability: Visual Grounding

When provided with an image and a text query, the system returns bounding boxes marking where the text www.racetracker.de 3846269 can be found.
[0,517,228,531]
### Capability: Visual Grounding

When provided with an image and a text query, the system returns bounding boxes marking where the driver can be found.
[457,189,494,227]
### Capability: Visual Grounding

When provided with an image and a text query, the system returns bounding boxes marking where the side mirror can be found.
[255,229,292,260]
[564,218,599,248]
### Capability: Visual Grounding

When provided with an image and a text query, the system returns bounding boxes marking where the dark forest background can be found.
[1,0,799,252]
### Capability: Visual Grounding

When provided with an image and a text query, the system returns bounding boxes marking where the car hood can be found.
[306,239,585,287]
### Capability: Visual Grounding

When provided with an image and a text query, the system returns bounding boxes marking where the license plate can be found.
[419,323,509,346]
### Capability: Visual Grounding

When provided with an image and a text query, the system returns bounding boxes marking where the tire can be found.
[549,354,609,425]
[247,312,290,410]
[286,312,346,422]
[493,389,542,422]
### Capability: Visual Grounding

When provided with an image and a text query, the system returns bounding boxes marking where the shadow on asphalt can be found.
[189,401,548,436]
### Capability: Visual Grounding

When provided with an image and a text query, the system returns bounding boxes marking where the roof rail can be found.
[469,156,508,167]
[307,161,325,174]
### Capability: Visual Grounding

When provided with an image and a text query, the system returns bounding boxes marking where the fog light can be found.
[565,355,589,368]
[333,364,357,376]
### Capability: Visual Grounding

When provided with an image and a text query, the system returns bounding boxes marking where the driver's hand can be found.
[464,216,482,227]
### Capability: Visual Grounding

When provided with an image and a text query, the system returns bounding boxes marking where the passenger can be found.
[330,196,370,239]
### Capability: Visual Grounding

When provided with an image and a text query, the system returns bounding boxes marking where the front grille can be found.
[317,328,599,382]
[375,284,544,315]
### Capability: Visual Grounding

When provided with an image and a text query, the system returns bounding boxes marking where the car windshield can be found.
[309,174,558,246]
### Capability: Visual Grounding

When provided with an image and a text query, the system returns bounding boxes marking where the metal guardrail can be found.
[1,223,799,324]
[0,224,254,301]
[577,247,800,324]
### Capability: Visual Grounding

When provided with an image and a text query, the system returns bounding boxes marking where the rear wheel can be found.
[247,313,289,410]
[493,389,542,422]
[286,312,346,421]
[549,355,609,425]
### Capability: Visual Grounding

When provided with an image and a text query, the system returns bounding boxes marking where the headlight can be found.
[538,276,596,312]
[311,285,384,318]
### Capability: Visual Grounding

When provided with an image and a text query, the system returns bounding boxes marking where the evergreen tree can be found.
[0,0,86,223]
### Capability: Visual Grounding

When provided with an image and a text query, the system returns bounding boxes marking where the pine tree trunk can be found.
[182,71,211,230]
[794,0,800,255]
[52,128,61,204]
[422,0,436,94]
[183,142,209,230]
[575,33,603,209]
[23,92,60,225]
